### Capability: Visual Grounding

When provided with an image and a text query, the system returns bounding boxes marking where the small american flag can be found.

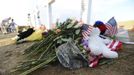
[105,17,118,37]
[107,40,122,51]
[81,24,93,39]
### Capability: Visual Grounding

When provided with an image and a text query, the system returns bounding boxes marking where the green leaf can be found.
[57,39,62,44]
[67,24,73,29]
[54,36,62,41]
[74,24,80,28]
[75,29,80,35]
[61,38,69,42]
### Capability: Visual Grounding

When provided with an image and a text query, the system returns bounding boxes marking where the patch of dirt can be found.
[0,33,34,75]
[0,32,134,75]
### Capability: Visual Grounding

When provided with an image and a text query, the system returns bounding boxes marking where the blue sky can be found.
[91,0,134,24]
[0,0,134,26]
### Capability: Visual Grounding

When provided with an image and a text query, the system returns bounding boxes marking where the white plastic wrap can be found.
[116,28,130,43]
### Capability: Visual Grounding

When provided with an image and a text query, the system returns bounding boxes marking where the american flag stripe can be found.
[114,25,118,34]
[82,32,90,39]
[82,34,86,39]
[106,23,113,34]
[112,24,117,35]
[88,29,93,32]
[107,40,113,48]
[85,30,90,34]
[82,25,93,39]
[112,41,120,50]
[107,40,121,51]
[107,40,115,48]
[87,27,93,31]
[83,34,87,39]
[82,33,88,39]
[105,23,117,36]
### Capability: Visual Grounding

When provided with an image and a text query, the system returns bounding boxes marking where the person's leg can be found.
[2,26,7,34]
[7,27,11,33]
[1,26,4,34]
